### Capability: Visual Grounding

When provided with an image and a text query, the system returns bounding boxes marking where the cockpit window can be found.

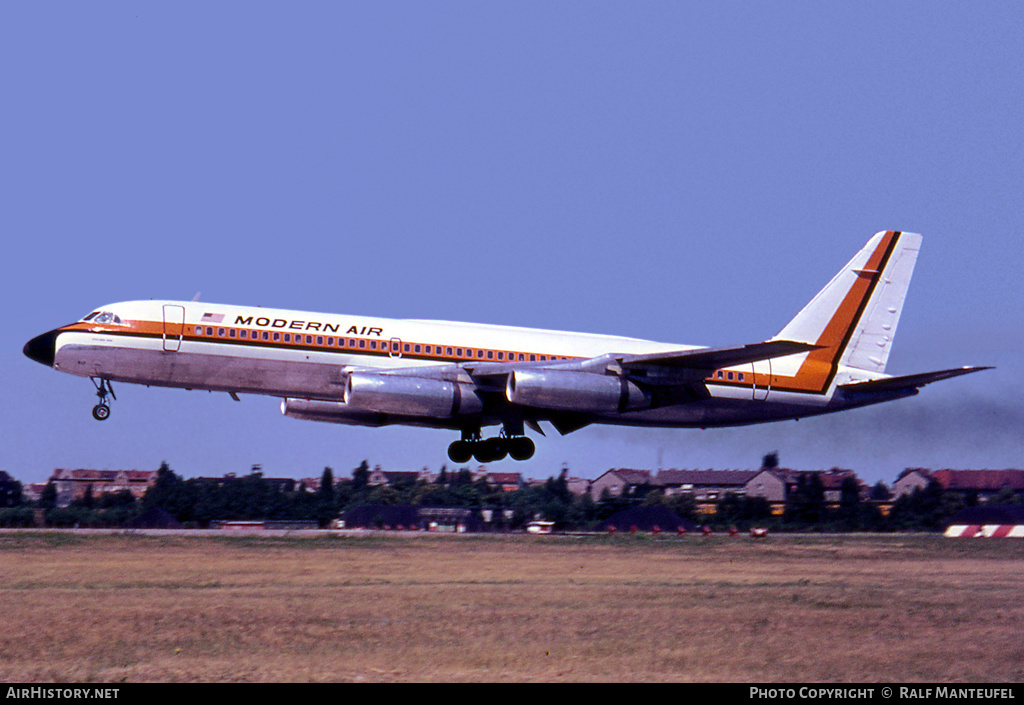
[90,311,123,325]
[82,311,100,321]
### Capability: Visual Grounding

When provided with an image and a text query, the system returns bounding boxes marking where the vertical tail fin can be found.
[772,231,921,381]
[840,232,921,373]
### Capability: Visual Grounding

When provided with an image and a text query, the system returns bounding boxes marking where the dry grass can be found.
[0,532,1022,682]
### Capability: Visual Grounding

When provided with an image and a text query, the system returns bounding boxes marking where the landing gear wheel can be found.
[92,404,110,421]
[473,438,507,463]
[488,438,508,462]
[509,437,535,461]
[471,442,492,463]
[448,440,473,464]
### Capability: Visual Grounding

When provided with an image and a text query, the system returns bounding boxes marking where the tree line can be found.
[1,460,1017,531]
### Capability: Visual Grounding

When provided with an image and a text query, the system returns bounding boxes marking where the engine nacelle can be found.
[281,398,388,427]
[344,372,484,418]
[505,369,650,413]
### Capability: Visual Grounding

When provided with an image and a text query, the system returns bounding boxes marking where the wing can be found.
[461,340,818,381]
[616,340,820,373]
[329,340,817,435]
[470,339,820,433]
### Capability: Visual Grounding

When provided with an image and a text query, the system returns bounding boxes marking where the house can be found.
[297,477,322,493]
[743,469,790,503]
[656,469,760,500]
[20,483,48,504]
[898,469,1024,502]
[566,476,592,497]
[743,468,862,504]
[50,468,158,507]
[590,469,654,501]
[484,472,524,492]
[892,468,933,498]
[366,466,432,487]
[519,467,588,496]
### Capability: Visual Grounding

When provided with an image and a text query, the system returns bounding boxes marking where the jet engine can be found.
[281,398,387,427]
[343,372,484,418]
[505,369,650,412]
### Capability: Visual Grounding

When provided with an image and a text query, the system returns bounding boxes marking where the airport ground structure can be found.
[2,463,1024,534]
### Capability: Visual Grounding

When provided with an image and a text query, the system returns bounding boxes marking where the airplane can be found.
[24,230,989,463]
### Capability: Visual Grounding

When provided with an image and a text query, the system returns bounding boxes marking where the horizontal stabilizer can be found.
[839,366,993,393]
[620,340,819,370]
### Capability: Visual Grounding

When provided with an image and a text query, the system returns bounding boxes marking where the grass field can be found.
[0,532,1022,682]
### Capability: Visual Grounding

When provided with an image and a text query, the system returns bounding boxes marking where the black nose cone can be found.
[24,330,59,367]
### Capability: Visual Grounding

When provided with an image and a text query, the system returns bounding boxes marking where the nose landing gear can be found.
[91,378,115,421]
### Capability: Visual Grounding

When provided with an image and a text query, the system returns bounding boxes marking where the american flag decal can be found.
[201,313,224,323]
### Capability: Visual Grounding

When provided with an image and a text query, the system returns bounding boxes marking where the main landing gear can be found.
[447,428,536,464]
[90,377,115,421]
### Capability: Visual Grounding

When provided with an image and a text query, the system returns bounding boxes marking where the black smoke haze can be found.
[587,383,1022,485]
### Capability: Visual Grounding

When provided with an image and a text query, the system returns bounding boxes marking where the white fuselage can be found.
[41,298,862,431]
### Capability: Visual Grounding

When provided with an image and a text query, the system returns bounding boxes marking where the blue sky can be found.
[4,2,1022,486]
